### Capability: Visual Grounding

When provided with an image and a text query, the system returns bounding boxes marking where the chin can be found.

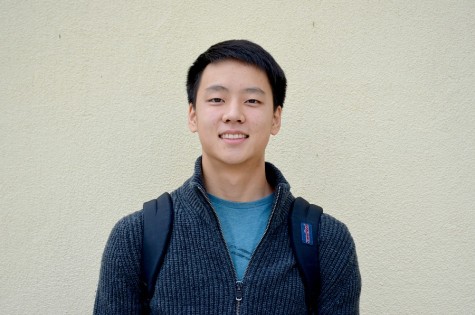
[222,155,263,168]
[206,155,248,167]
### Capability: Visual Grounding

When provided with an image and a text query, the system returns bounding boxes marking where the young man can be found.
[94,40,361,314]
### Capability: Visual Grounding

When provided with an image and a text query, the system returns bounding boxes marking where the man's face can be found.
[188,59,282,168]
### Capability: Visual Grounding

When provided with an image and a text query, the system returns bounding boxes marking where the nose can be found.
[222,100,245,123]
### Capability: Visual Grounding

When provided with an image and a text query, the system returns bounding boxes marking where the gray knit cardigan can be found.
[94,158,361,314]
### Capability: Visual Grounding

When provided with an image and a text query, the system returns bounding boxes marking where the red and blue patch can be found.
[301,222,313,245]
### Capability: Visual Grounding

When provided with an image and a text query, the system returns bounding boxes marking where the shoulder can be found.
[318,213,358,259]
[102,210,143,262]
[316,213,362,312]
[319,213,354,246]
[110,210,143,239]
[318,212,360,285]
[95,210,145,313]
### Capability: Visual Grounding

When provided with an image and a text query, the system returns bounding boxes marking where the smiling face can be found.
[188,59,282,169]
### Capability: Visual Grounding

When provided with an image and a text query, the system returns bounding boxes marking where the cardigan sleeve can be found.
[93,211,145,315]
[317,213,362,315]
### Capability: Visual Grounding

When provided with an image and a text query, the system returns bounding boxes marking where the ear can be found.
[270,106,282,135]
[188,103,198,133]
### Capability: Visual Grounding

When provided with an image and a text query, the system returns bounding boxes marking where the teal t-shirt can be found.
[209,193,274,281]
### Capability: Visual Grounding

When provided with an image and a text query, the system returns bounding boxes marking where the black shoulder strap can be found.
[289,197,323,314]
[142,192,174,301]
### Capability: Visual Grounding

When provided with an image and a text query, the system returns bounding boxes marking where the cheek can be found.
[252,114,276,132]
[196,112,219,132]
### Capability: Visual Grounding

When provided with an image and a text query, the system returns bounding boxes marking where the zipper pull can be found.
[235,281,243,302]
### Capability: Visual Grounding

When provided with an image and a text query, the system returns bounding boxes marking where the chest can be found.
[150,211,308,314]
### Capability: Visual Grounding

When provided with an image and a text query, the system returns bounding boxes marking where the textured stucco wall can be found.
[1,1,474,314]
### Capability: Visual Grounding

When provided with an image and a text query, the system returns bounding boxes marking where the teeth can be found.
[221,134,247,139]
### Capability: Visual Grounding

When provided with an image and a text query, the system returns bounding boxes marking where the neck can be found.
[201,157,273,202]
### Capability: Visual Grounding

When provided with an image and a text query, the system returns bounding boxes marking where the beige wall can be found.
[1,1,474,314]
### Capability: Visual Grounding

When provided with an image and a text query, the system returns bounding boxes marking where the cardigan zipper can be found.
[196,185,283,315]
[236,186,282,315]
[196,186,242,314]
[236,281,243,315]
[240,186,282,280]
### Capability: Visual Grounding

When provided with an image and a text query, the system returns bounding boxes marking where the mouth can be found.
[219,133,249,139]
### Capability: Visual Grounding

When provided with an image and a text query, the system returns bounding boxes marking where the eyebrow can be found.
[244,87,265,95]
[204,85,265,95]
[205,85,228,92]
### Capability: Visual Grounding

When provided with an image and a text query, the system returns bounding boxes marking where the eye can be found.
[208,98,224,103]
[246,99,261,105]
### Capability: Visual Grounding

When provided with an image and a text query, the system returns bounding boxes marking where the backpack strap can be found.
[289,197,323,314]
[142,192,174,302]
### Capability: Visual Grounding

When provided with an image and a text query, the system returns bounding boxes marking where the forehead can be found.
[198,59,271,92]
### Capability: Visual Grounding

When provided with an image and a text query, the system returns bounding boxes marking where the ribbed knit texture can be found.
[94,157,361,314]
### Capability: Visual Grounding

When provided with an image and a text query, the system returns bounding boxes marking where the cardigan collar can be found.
[175,156,294,229]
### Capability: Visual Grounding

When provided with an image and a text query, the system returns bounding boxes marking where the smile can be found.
[220,133,249,139]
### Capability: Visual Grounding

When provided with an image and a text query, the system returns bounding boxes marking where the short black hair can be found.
[186,40,287,111]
